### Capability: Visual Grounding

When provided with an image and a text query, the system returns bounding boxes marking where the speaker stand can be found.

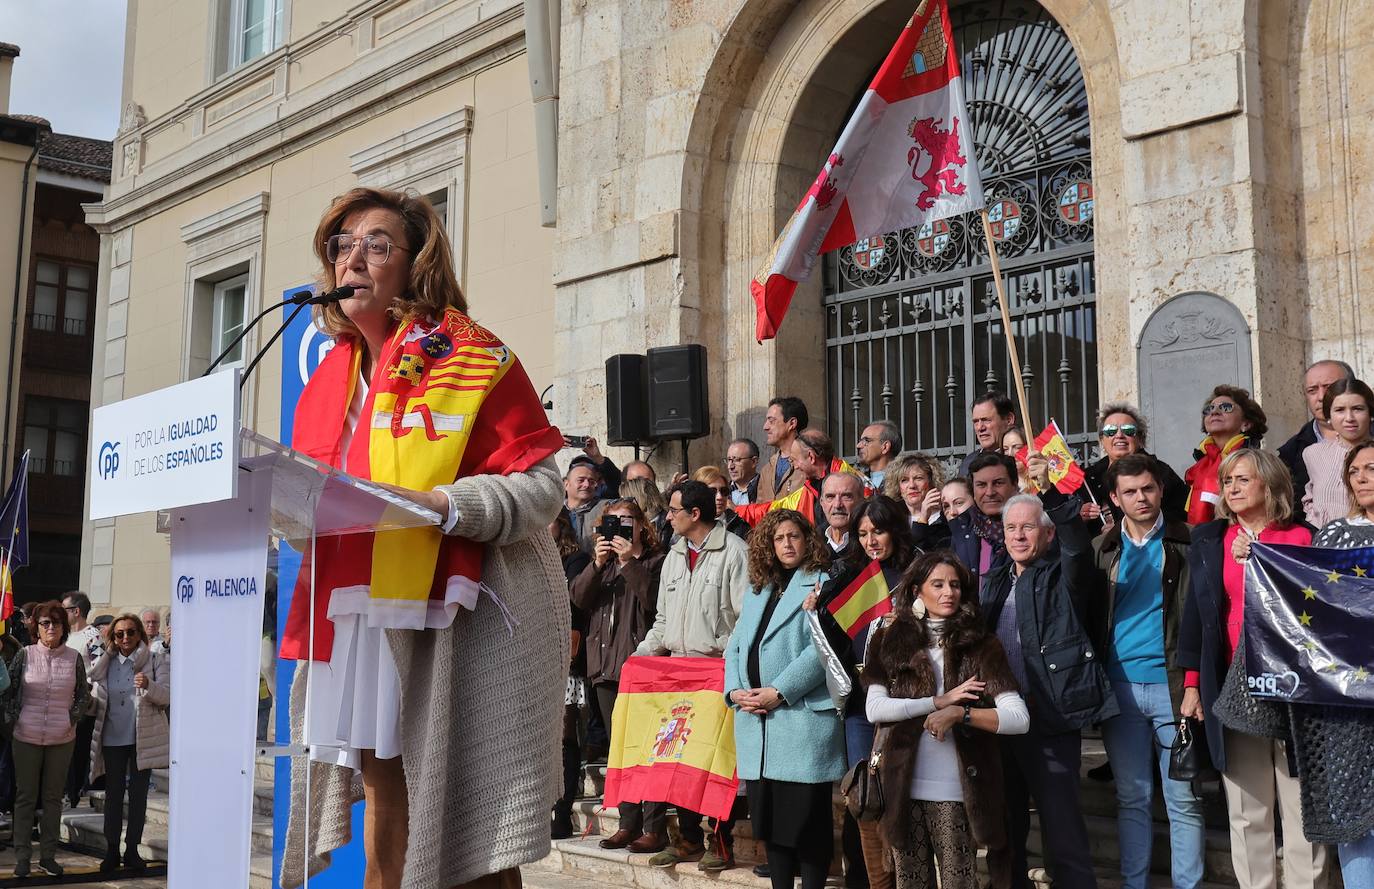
[679,439,689,477]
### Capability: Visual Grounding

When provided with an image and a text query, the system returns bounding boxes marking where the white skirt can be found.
[304,613,403,772]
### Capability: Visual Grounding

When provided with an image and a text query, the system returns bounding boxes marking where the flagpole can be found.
[980,209,1034,435]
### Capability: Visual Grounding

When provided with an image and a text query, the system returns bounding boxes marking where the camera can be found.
[597,514,634,541]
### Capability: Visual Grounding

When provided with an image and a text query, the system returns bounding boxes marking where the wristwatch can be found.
[962,704,972,725]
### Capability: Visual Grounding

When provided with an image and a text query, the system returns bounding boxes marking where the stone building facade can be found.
[549,0,1371,475]
[84,0,1371,606]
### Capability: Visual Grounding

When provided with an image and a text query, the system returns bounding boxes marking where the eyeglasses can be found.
[709,487,729,497]
[113,629,138,640]
[325,233,411,266]
[724,456,752,464]
[1100,424,1139,438]
[665,506,686,516]
[37,620,57,629]
[64,605,79,613]
[1201,402,1238,416]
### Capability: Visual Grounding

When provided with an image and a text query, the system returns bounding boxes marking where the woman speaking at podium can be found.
[277,187,568,889]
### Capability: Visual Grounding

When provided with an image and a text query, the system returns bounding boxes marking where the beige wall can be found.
[0,140,36,483]
[86,0,553,611]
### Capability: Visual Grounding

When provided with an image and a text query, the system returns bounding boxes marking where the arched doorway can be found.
[821,0,1097,472]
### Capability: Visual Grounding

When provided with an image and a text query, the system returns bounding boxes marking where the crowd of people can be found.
[553,360,1374,889]
[0,593,172,877]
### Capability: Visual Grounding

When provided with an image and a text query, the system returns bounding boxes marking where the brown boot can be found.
[628,832,668,853]
[598,829,641,850]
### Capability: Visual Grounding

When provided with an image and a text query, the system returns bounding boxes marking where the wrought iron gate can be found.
[824,0,1097,476]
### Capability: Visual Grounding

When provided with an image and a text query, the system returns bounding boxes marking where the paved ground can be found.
[0,812,165,888]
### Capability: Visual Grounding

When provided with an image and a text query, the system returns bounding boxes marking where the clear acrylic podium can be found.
[166,427,440,889]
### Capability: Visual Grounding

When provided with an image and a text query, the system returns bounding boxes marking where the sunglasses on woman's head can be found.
[1100,424,1138,438]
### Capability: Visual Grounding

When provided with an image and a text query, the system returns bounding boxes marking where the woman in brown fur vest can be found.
[862,551,1029,889]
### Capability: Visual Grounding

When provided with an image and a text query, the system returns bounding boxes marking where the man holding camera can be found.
[634,480,750,871]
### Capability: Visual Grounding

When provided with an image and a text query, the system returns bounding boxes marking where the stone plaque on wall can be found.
[1138,292,1253,473]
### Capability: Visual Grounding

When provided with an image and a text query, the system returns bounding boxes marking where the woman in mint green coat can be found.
[725,509,846,889]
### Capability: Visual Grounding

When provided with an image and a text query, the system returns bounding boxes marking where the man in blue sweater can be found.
[1089,453,1205,889]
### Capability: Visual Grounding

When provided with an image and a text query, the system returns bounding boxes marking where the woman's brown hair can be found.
[105,613,150,655]
[601,498,661,552]
[550,512,581,560]
[28,600,70,646]
[1200,385,1268,440]
[312,187,466,338]
[891,550,986,650]
[746,510,830,592]
[1342,438,1374,518]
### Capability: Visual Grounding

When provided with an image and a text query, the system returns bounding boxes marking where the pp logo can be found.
[98,441,120,479]
[175,575,195,604]
[1248,670,1301,699]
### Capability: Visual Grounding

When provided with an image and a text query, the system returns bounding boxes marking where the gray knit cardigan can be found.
[281,457,569,888]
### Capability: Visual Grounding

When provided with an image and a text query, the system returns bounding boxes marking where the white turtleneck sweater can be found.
[866,620,1029,802]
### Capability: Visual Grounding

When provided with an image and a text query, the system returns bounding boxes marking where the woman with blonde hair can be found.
[694,465,750,539]
[620,476,671,545]
[1178,448,1328,889]
[89,613,170,873]
[882,454,945,526]
[278,187,568,888]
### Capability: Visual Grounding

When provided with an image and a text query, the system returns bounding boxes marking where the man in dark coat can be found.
[1277,359,1352,525]
[978,454,1118,889]
[911,452,1019,594]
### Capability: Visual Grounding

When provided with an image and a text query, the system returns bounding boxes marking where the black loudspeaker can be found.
[605,354,649,445]
[647,344,709,440]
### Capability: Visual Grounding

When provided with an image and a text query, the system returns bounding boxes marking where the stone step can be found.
[59,808,167,865]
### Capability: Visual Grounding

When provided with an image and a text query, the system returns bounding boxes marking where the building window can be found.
[427,188,449,232]
[215,0,285,76]
[31,259,92,337]
[211,275,249,367]
[23,397,87,477]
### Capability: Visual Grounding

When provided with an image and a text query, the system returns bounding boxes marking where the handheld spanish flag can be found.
[825,559,892,638]
[1016,420,1085,495]
[604,656,739,822]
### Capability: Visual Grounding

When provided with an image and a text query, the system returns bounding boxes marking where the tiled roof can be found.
[38,131,112,184]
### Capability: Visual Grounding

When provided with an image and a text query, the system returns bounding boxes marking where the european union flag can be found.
[0,452,30,569]
[1246,542,1374,708]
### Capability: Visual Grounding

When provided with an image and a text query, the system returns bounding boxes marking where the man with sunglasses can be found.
[1082,403,1189,526]
[1087,453,1205,889]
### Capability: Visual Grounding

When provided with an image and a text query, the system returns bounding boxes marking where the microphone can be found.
[203,286,355,377]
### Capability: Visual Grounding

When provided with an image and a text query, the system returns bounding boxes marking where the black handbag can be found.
[1166,717,1216,783]
[841,725,890,821]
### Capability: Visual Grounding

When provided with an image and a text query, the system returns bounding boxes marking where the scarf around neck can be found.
[970,507,1005,555]
[280,308,563,662]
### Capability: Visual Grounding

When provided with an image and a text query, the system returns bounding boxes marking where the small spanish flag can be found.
[604,656,739,821]
[826,560,892,638]
[1018,420,1086,495]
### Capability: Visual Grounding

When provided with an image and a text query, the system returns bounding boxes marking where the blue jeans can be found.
[1100,680,1206,889]
[1341,831,1374,889]
[844,715,874,769]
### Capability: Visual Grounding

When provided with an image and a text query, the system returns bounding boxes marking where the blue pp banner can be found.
[272,286,366,887]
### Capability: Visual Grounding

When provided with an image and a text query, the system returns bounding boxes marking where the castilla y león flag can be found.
[604,656,738,821]
[751,0,984,342]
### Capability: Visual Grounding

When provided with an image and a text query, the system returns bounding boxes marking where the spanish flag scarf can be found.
[279,308,562,662]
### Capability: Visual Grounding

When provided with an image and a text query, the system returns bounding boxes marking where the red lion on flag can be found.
[908,116,968,210]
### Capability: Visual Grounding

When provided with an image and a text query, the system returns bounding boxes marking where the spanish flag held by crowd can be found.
[825,559,892,638]
[603,656,739,822]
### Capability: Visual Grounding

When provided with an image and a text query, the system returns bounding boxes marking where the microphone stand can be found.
[236,286,354,391]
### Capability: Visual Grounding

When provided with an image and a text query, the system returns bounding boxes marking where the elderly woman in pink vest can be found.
[3,600,91,878]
